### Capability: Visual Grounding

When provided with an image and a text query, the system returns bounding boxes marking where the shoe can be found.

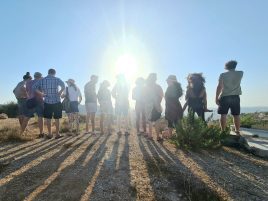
[38,133,45,138]
[157,137,163,142]
[55,135,64,139]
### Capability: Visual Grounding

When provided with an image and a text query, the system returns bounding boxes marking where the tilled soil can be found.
[0,129,268,201]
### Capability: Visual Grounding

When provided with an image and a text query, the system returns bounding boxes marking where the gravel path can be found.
[0,129,268,201]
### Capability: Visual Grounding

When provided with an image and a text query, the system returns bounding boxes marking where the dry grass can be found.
[0,125,33,142]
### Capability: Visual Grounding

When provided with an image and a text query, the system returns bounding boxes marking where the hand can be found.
[215,98,220,106]
[204,108,213,112]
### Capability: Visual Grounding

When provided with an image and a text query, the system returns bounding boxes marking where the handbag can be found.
[26,97,38,109]
[62,87,71,112]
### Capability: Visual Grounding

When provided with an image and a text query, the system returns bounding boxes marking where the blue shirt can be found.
[33,75,65,104]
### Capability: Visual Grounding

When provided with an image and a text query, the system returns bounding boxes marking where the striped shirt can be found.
[33,75,65,104]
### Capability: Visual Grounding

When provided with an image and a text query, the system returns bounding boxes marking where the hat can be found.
[34,72,42,78]
[66,79,75,84]
[166,75,177,82]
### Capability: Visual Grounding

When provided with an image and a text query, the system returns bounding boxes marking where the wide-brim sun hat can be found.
[166,75,177,82]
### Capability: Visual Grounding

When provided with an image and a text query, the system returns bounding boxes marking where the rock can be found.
[0,113,8,119]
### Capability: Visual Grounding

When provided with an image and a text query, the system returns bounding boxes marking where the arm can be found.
[215,77,223,105]
[33,80,44,97]
[58,79,65,96]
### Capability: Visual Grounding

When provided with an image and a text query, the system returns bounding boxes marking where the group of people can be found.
[13,60,243,140]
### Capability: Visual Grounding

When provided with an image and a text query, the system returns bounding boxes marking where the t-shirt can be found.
[63,86,82,102]
[26,79,43,102]
[219,70,243,97]
[84,82,97,103]
[97,87,112,102]
[132,86,145,102]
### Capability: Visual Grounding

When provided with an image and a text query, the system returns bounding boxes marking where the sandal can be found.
[46,134,53,139]
[157,137,163,142]
[55,135,63,139]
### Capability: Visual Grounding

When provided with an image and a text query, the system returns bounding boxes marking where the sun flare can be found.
[115,53,138,81]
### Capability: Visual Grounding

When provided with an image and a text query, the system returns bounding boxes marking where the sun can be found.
[115,53,138,82]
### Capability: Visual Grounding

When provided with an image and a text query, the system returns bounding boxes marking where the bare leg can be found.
[148,122,153,138]
[107,114,112,133]
[168,128,173,138]
[220,114,227,131]
[233,115,240,134]
[46,119,52,135]
[18,115,24,129]
[20,117,30,135]
[100,113,104,134]
[117,116,121,133]
[91,113,95,132]
[74,113,79,133]
[136,110,140,133]
[55,119,60,136]
[86,113,90,133]
[142,111,146,133]
[38,117,43,134]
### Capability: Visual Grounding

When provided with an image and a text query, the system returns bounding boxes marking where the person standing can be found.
[165,75,183,138]
[144,73,164,140]
[183,73,212,121]
[97,80,113,134]
[33,68,65,139]
[21,72,44,137]
[215,60,243,135]
[62,79,82,135]
[112,74,130,134]
[132,77,146,134]
[84,75,98,135]
[13,72,32,131]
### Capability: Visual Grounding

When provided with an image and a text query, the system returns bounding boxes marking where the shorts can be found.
[44,102,62,119]
[115,103,128,116]
[85,102,97,113]
[99,101,113,115]
[25,101,44,118]
[66,101,79,113]
[17,98,28,116]
[218,95,240,115]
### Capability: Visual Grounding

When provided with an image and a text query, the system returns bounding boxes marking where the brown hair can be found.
[225,60,237,70]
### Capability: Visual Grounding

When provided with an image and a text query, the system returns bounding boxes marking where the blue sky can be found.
[0,0,268,107]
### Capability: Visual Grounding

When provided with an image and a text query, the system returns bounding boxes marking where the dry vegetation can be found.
[0,117,267,201]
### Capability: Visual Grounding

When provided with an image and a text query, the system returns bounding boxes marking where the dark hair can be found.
[187,73,205,96]
[69,83,77,91]
[146,73,157,86]
[23,72,31,80]
[225,60,237,70]
[48,68,56,75]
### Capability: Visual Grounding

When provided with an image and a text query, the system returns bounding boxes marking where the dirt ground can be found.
[0,119,268,201]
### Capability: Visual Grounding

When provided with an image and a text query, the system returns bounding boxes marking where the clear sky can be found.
[0,0,268,107]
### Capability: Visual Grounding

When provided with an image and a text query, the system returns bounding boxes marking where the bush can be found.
[172,112,229,150]
[240,114,256,128]
[0,102,18,118]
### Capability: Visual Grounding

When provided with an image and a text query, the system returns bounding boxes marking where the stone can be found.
[0,113,8,119]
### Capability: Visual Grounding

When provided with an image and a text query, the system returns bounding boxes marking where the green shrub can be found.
[240,114,256,128]
[0,102,18,118]
[172,112,229,150]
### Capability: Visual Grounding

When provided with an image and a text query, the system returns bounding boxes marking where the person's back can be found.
[220,70,243,97]
[84,81,97,103]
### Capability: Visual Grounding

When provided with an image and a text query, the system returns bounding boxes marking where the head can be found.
[101,80,110,89]
[23,72,32,81]
[146,73,157,85]
[66,79,75,86]
[166,75,177,86]
[48,68,56,76]
[34,72,42,80]
[90,75,98,84]
[187,73,205,95]
[135,77,145,86]
[225,60,237,70]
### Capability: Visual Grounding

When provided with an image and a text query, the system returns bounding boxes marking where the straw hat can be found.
[166,75,177,82]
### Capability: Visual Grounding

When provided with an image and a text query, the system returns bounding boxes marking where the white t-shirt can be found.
[63,86,82,102]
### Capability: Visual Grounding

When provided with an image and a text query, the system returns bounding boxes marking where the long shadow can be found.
[0,136,72,178]
[0,143,23,153]
[0,137,66,160]
[138,136,222,201]
[189,148,268,200]
[32,134,111,201]
[89,133,135,201]
[0,134,97,201]
[0,139,50,158]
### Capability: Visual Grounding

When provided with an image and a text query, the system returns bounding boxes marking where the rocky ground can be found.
[0,119,268,201]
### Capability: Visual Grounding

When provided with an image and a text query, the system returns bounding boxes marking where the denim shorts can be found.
[66,101,79,113]
[17,98,28,116]
[218,95,240,115]
[25,101,44,118]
